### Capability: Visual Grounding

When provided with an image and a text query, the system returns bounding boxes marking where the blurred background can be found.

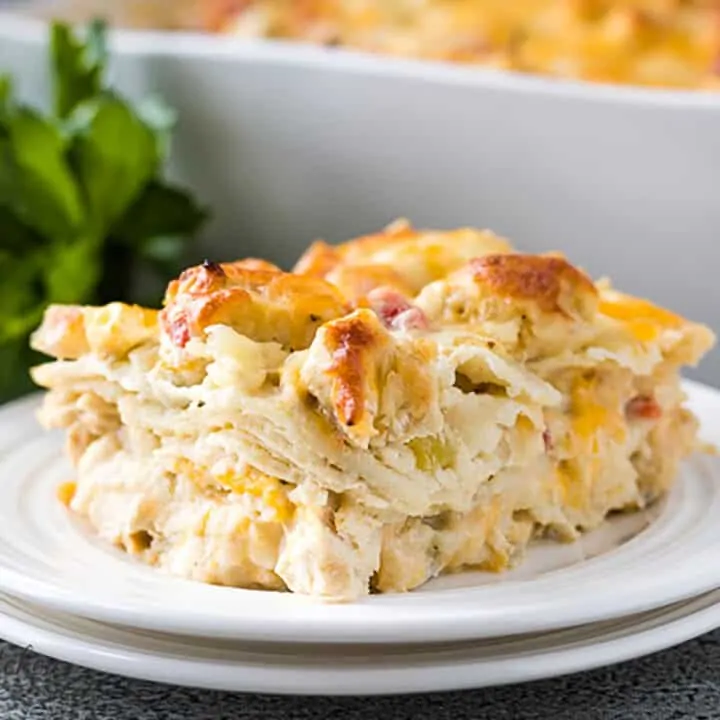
[1,0,719,398]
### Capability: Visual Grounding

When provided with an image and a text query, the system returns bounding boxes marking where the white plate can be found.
[1,589,720,695]
[1,380,719,644]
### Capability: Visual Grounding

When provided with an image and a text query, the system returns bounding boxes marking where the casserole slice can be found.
[31,224,714,600]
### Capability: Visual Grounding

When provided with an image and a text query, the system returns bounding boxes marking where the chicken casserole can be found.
[31,220,715,600]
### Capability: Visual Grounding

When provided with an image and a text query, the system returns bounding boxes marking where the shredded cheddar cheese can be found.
[599,291,684,343]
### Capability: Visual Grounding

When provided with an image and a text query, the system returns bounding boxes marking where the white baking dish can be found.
[1,12,719,382]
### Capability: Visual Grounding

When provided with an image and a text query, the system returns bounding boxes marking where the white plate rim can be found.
[0,380,719,645]
[0,589,718,695]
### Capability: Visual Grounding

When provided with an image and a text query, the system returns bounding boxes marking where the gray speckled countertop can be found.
[1,633,719,720]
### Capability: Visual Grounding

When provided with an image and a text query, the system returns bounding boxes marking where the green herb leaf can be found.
[0,75,12,124]
[68,94,158,233]
[136,235,192,289]
[136,95,177,161]
[0,205,45,253]
[138,235,188,267]
[0,18,209,403]
[0,250,45,344]
[0,109,83,243]
[113,180,208,248]
[45,235,103,305]
[51,19,108,119]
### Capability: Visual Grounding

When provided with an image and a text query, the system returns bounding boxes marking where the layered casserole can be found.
[31,221,715,600]
[32,0,720,90]
[208,0,720,90]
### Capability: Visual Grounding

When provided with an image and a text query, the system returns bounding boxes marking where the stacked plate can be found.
[1,381,720,696]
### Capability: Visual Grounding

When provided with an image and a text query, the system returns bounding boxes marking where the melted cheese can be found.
[599,292,683,343]
[221,468,296,523]
[56,480,77,507]
[569,374,628,453]
[178,459,295,523]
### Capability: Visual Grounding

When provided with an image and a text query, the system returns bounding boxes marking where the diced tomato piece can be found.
[367,288,429,331]
[626,395,662,420]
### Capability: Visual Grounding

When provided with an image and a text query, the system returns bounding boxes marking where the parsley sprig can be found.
[0,20,208,400]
